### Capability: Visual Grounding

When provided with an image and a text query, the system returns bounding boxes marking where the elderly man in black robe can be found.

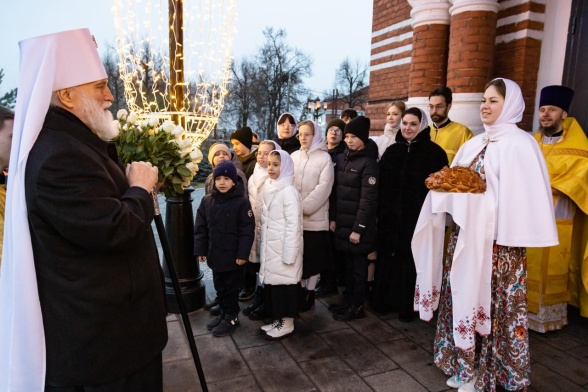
[0,29,167,391]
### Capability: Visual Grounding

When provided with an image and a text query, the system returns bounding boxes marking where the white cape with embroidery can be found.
[412,78,558,350]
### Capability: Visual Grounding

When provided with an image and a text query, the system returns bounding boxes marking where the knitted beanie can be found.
[344,116,371,145]
[207,142,231,166]
[213,160,238,183]
[230,126,253,150]
[325,118,347,136]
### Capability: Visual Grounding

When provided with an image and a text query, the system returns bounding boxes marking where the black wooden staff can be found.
[152,192,208,392]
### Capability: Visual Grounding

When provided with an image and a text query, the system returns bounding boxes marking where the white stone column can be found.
[408,0,451,27]
[449,0,500,15]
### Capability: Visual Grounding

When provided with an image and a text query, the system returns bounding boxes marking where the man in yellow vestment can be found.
[528,85,588,332]
[428,86,474,165]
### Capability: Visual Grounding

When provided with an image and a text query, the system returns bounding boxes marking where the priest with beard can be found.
[527,85,588,332]
[0,29,167,391]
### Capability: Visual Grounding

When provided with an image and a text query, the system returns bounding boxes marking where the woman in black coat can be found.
[371,107,448,321]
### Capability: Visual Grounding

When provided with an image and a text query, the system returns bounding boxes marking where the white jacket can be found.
[291,140,334,231]
[248,165,269,263]
[258,176,303,285]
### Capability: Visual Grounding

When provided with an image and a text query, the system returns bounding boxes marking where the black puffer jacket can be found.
[330,139,379,254]
[194,185,255,272]
[273,134,301,154]
[377,127,448,259]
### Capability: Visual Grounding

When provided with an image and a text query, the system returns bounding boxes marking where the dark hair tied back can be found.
[403,107,422,122]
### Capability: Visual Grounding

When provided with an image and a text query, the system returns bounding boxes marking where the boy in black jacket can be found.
[329,116,379,321]
[194,160,255,337]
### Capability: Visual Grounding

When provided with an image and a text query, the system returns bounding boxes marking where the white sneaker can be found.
[265,317,294,340]
[457,376,478,392]
[446,376,465,388]
[261,319,280,332]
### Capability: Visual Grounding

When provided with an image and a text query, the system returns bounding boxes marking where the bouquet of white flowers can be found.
[114,109,203,198]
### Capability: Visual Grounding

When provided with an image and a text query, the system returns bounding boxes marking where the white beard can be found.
[78,95,120,140]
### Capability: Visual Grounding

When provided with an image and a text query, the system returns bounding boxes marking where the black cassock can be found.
[25,107,167,386]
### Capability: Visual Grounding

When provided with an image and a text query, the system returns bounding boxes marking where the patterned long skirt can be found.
[434,226,530,391]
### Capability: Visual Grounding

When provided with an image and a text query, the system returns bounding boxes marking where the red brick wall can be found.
[493,1,545,131]
[409,24,450,97]
[367,0,411,132]
[368,0,546,133]
[447,11,497,94]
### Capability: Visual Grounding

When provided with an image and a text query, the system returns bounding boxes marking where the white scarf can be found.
[374,123,399,158]
[272,149,294,181]
[276,112,298,139]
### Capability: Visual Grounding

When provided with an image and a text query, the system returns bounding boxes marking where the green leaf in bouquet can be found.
[173,183,185,195]
[162,166,174,176]
[122,144,136,154]
[177,165,192,178]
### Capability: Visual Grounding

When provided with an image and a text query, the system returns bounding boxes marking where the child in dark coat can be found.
[329,116,379,321]
[194,160,255,337]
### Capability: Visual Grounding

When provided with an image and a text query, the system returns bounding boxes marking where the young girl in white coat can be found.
[243,140,282,320]
[291,120,334,311]
[258,150,303,340]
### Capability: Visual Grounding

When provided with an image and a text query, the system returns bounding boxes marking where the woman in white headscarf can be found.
[258,149,303,340]
[242,140,282,319]
[273,112,300,154]
[430,79,557,391]
[372,107,448,320]
[291,120,334,311]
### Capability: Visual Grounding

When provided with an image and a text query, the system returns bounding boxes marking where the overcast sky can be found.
[0,0,373,98]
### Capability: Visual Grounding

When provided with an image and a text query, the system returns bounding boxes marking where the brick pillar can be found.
[446,0,499,134]
[408,24,451,98]
[406,0,451,110]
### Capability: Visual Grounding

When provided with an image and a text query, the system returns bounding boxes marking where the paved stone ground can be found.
[161,285,588,392]
[158,185,588,391]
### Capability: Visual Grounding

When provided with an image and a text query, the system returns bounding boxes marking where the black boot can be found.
[203,296,219,311]
[206,310,225,331]
[299,289,315,312]
[243,287,264,316]
[333,305,365,321]
[248,303,267,320]
[238,287,256,301]
[315,271,337,297]
[209,304,222,316]
[328,302,348,314]
[211,314,240,337]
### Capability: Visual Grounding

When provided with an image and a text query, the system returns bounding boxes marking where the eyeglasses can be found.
[327,128,342,135]
[428,104,447,111]
[295,133,312,140]
[256,151,270,158]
